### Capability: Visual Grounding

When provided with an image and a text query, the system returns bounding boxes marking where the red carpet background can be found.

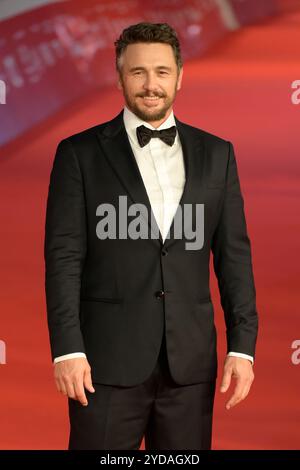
[0,3,300,449]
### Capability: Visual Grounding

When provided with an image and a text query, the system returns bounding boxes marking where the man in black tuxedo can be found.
[44,22,258,450]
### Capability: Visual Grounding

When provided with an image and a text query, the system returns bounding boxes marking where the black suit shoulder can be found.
[178,119,230,145]
[54,116,116,166]
[59,120,109,146]
[176,119,231,162]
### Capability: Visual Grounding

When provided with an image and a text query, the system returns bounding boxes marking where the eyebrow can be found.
[129,66,172,72]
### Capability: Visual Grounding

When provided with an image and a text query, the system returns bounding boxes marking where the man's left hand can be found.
[220,356,255,410]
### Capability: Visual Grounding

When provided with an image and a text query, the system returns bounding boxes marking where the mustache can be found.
[138,93,165,98]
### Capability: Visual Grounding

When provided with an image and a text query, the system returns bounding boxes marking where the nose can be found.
[143,72,159,93]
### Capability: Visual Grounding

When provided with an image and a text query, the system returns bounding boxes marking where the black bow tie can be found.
[136,124,177,148]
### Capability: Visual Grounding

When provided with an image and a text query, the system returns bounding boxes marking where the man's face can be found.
[117,42,183,126]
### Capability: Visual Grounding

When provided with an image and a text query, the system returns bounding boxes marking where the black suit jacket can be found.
[44,109,258,386]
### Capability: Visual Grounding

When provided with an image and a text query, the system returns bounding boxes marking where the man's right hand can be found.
[54,357,95,406]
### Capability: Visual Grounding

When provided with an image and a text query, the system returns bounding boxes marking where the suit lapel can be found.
[96,109,205,249]
[163,116,204,250]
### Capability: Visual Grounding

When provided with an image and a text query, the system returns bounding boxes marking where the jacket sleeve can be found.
[44,139,87,361]
[211,141,258,359]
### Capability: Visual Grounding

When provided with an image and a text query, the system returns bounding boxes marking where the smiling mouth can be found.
[140,96,162,105]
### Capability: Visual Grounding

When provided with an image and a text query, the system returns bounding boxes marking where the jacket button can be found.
[155,290,165,299]
[161,248,168,256]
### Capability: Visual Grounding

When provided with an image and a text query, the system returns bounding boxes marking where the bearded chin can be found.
[125,93,176,123]
[131,103,169,122]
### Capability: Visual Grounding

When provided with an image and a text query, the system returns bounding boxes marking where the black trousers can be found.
[68,333,216,450]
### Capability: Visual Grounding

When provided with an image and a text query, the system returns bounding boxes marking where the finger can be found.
[226,370,255,409]
[83,369,95,393]
[54,378,61,393]
[54,370,67,395]
[220,366,233,393]
[73,377,88,406]
[240,379,253,401]
[64,379,76,400]
[55,378,61,393]
[226,378,249,409]
[56,378,67,396]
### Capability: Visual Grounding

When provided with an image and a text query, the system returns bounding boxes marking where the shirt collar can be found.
[123,105,177,148]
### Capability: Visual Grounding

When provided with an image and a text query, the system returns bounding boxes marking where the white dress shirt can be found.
[54,105,253,365]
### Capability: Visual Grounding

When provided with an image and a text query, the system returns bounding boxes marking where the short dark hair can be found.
[114,22,183,73]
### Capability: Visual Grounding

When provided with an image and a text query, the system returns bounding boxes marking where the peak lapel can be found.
[162,116,205,250]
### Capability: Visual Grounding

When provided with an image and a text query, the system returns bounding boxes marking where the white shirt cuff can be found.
[227,351,254,364]
[53,352,87,364]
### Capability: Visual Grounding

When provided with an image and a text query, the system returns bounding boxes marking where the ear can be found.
[177,67,183,91]
[116,71,123,90]
[117,76,122,90]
